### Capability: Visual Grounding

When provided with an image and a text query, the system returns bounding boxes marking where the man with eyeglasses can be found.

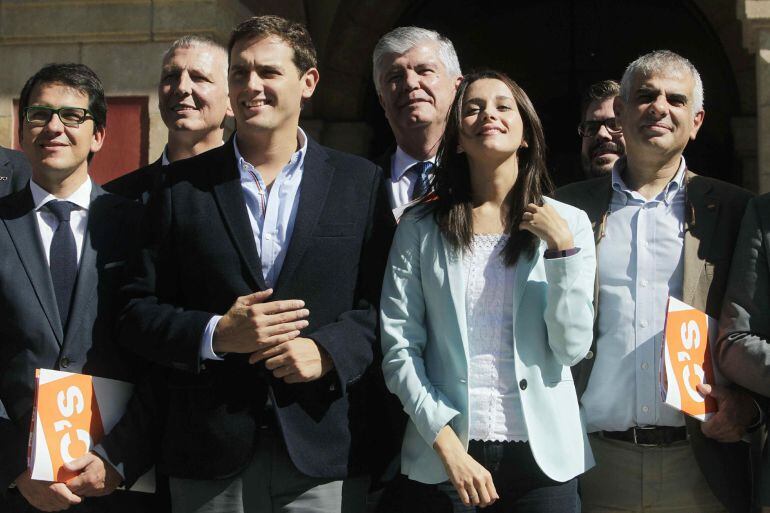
[578,80,626,179]
[556,51,756,513]
[0,63,157,512]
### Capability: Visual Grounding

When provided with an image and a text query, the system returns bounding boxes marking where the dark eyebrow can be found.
[667,93,688,104]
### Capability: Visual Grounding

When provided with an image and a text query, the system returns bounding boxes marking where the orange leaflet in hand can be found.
[35,372,104,482]
[661,297,719,421]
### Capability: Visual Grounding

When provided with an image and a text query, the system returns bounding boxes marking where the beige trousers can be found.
[580,433,726,513]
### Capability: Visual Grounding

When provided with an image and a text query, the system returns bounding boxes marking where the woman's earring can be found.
[457,145,464,154]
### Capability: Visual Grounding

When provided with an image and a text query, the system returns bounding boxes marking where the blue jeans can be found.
[438,440,580,513]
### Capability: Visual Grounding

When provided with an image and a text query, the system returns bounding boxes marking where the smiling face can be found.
[158,45,230,135]
[458,78,525,164]
[228,35,318,136]
[377,40,459,141]
[21,81,104,187]
[617,70,704,160]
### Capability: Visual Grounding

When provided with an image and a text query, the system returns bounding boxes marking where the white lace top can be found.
[463,234,528,442]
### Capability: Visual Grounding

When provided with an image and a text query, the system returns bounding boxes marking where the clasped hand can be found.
[519,203,574,251]
[213,289,333,382]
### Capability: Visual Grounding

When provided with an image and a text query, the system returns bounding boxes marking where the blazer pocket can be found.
[314,222,356,238]
[103,260,126,270]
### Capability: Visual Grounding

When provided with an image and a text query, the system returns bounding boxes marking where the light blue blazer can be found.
[380,197,596,484]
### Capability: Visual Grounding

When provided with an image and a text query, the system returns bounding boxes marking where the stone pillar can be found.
[738,0,770,192]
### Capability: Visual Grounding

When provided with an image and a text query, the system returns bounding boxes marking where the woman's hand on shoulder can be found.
[519,203,574,251]
[433,426,499,508]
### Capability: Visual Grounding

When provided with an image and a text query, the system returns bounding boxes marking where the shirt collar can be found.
[610,155,686,205]
[233,127,308,179]
[31,177,92,212]
[392,146,437,182]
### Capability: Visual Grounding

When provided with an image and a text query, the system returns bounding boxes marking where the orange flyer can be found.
[660,297,723,421]
[29,369,154,491]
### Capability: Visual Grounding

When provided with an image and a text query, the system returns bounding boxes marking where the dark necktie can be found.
[46,200,78,329]
[410,161,434,201]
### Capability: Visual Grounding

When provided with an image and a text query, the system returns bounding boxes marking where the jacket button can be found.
[60,357,70,369]
[585,350,594,360]
[519,379,527,390]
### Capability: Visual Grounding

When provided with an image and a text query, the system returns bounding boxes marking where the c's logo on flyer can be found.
[664,310,716,416]
[37,373,104,481]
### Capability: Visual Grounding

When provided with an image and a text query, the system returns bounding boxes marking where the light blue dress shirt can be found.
[582,157,687,432]
[199,129,308,361]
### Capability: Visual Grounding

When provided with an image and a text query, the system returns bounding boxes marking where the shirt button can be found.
[585,350,594,360]
[641,362,649,370]
[644,241,650,248]
[60,357,70,369]
[640,280,649,287]
[640,320,648,328]
[642,405,650,413]
[519,379,528,391]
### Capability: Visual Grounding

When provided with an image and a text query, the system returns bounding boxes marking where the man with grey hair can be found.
[556,50,756,512]
[106,34,231,201]
[579,80,625,178]
[372,26,461,217]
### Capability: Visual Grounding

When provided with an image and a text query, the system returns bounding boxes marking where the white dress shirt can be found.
[386,146,437,210]
[200,129,308,361]
[30,178,91,265]
[582,157,687,432]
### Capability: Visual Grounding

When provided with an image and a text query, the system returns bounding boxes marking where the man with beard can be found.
[579,80,626,178]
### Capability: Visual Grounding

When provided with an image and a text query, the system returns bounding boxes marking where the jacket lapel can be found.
[210,140,266,291]
[442,233,469,360]
[274,139,333,291]
[1,187,64,344]
[512,247,538,329]
[62,184,112,348]
[682,171,716,306]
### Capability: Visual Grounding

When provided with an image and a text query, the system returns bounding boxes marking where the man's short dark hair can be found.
[18,63,107,135]
[228,15,317,75]
[580,79,620,122]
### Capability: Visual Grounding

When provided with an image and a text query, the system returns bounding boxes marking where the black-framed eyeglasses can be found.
[577,118,622,137]
[23,106,94,128]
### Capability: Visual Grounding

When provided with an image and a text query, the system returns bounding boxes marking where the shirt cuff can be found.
[543,247,580,259]
[92,444,124,480]
[200,315,225,361]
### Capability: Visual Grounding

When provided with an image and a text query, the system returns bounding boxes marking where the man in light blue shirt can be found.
[557,50,757,513]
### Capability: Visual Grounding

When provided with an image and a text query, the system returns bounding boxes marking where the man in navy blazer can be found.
[118,15,391,512]
[0,146,31,197]
[0,64,155,512]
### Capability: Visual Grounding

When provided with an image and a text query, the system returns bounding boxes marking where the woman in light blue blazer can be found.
[380,70,596,512]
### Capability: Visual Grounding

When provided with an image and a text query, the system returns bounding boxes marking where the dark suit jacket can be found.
[104,157,163,204]
[717,192,770,506]
[555,170,754,513]
[0,184,147,491]
[0,147,31,198]
[118,135,393,480]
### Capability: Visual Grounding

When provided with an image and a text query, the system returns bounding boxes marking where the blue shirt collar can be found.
[233,127,308,181]
[611,155,686,205]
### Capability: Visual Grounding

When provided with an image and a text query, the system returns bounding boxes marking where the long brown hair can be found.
[429,69,554,266]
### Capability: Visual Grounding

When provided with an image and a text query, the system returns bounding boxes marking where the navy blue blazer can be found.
[118,135,393,480]
[0,184,145,490]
